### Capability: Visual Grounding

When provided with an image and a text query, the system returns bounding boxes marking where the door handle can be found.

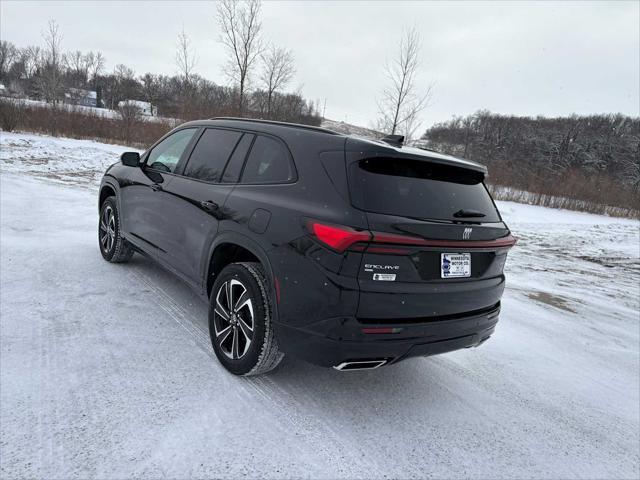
[150,183,163,192]
[201,200,219,212]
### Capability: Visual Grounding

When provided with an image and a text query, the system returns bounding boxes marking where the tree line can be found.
[1,1,435,139]
[0,4,319,126]
[423,111,639,215]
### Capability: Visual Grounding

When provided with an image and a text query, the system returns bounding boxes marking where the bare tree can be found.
[108,64,137,109]
[260,44,295,118]
[140,73,161,106]
[65,50,89,85]
[21,46,42,80]
[216,0,263,116]
[175,27,197,85]
[377,26,432,140]
[39,19,64,104]
[87,51,105,86]
[0,41,18,80]
[118,102,142,145]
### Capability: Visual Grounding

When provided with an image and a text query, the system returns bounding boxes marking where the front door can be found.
[120,127,198,256]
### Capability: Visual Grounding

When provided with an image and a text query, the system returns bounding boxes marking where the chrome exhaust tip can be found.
[333,359,388,371]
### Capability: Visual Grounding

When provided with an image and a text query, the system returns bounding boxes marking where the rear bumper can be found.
[274,303,500,368]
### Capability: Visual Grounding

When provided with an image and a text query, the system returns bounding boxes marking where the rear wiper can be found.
[453,209,486,218]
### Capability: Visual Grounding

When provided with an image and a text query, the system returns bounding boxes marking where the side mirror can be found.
[120,151,140,167]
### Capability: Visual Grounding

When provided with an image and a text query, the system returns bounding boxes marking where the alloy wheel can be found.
[214,279,254,359]
[99,205,116,253]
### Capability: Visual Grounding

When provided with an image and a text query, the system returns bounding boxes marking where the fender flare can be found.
[204,231,279,321]
[99,176,120,210]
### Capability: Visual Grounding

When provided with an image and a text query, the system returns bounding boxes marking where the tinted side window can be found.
[221,133,254,183]
[183,128,242,182]
[241,136,294,184]
[147,128,196,173]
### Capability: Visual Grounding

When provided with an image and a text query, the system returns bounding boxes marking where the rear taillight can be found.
[307,221,371,252]
[307,220,517,253]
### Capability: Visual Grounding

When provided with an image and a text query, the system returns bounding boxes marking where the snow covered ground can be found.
[1,131,639,479]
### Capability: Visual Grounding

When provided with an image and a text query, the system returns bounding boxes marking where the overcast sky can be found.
[1,1,638,129]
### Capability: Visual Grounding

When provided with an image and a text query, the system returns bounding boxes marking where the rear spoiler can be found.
[380,134,404,147]
[345,137,488,175]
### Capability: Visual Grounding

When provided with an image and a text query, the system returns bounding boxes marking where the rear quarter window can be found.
[240,136,295,184]
[348,157,501,222]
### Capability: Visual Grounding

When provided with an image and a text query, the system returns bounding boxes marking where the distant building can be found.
[65,88,97,107]
[117,100,157,117]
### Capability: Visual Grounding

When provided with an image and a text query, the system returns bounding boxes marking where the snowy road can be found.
[1,133,639,479]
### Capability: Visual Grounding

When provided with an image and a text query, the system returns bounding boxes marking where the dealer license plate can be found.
[441,253,471,278]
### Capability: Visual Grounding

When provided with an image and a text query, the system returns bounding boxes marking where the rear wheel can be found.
[209,262,284,376]
[99,196,134,263]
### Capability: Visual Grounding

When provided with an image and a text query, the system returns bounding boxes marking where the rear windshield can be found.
[348,157,501,222]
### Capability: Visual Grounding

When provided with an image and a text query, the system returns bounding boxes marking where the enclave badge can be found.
[463,227,473,240]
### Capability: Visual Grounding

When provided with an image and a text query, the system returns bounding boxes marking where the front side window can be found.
[183,128,243,182]
[241,136,294,184]
[146,128,196,173]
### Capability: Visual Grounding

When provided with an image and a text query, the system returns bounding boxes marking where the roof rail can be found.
[208,117,338,135]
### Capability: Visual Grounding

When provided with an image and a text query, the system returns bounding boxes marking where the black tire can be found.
[98,196,134,263]
[209,262,284,376]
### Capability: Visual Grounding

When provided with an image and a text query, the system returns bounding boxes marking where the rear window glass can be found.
[348,157,500,222]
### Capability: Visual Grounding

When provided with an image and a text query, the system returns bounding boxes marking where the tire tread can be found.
[101,196,134,263]
[237,262,284,376]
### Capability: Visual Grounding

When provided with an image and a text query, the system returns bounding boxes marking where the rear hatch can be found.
[345,138,515,321]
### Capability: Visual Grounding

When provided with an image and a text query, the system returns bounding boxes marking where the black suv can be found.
[99,118,515,375]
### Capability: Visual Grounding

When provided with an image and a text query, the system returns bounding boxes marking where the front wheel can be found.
[98,196,134,263]
[209,262,284,376]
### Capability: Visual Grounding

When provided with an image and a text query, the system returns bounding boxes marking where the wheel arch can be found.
[205,233,278,318]
[99,179,119,210]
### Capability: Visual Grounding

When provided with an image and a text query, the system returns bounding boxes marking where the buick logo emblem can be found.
[463,227,473,240]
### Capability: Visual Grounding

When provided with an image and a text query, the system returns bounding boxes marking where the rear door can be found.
[158,128,251,284]
[346,148,515,319]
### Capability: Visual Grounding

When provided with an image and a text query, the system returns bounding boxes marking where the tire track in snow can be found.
[129,268,385,478]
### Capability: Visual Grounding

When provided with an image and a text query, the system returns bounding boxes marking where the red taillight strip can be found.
[371,232,517,249]
[307,221,371,252]
[307,220,517,252]
[362,327,403,334]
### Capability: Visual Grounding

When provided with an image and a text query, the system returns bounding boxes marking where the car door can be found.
[119,127,198,256]
[158,128,254,285]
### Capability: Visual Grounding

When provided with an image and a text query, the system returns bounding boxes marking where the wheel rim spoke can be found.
[225,280,233,311]
[217,325,232,344]
[215,284,232,326]
[215,304,230,321]
[234,290,250,312]
[231,327,239,359]
[237,315,253,353]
